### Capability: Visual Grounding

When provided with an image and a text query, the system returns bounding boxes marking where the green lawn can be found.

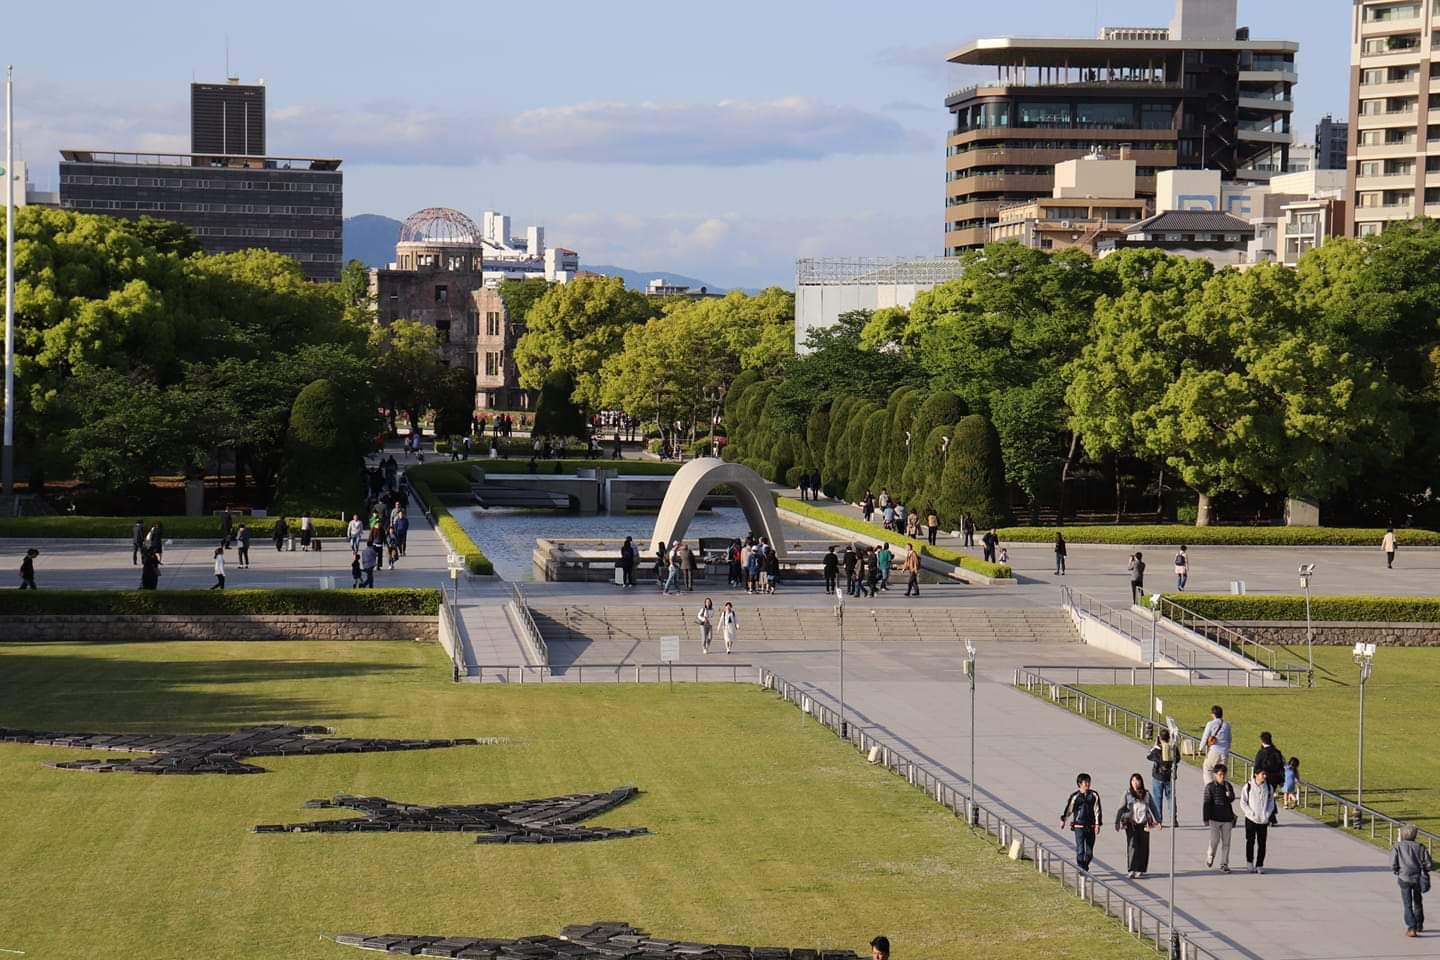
[0,641,1152,960]
[1080,646,1440,833]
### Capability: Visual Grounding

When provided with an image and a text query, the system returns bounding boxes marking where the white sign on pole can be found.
[1139,638,1156,662]
[659,635,680,663]
[1155,697,1164,715]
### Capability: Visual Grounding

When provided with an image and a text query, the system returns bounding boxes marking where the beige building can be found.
[1347,0,1440,236]
[988,151,1150,253]
[473,287,534,411]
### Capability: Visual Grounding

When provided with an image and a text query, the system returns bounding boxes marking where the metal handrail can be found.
[1155,596,1311,682]
[509,582,549,665]
[469,663,756,684]
[439,592,464,682]
[1012,666,1438,854]
[1019,663,1305,688]
[1061,586,1203,676]
[761,668,1222,960]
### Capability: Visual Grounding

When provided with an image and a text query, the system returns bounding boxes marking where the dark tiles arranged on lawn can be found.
[331,923,861,958]
[0,724,502,774]
[257,786,649,845]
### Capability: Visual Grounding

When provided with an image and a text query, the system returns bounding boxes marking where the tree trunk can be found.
[1057,432,1080,527]
[1112,453,1122,524]
[1155,464,1165,517]
[1196,492,1213,527]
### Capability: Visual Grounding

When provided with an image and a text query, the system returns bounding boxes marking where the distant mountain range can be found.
[342,215,728,292]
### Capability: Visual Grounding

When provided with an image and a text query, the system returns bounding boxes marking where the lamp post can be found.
[1299,564,1315,685]
[835,586,846,739]
[1166,715,1181,960]
[1149,593,1162,732]
[1353,642,1376,815]
[446,551,462,605]
[964,639,978,824]
[3,66,15,496]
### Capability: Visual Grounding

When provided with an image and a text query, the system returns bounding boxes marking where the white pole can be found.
[3,64,15,496]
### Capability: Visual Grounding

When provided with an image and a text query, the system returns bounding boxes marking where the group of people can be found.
[691,597,739,654]
[820,542,919,598]
[1124,546,1192,603]
[129,520,169,590]
[345,491,410,589]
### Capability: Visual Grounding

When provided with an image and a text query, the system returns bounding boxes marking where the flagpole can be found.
[3,64,15,496]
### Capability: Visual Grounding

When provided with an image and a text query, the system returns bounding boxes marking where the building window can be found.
[1364,3,1421,22]
[486,311,500,337]
[1140,104,1173,130]
[1076,102,1137,129]
[435,284,448,304]
[1359,161,1383,177]
[484,352,499,377]
[1017,103,1070,128]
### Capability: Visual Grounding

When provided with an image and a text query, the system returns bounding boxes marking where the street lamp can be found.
[1299,564,1316,685]
[1166,715,1181,960]
[835,587,846,739]
[446,551,463,605]
[1353,642,1376,815]
[964,639,978,825]
[1149,593,1162,732]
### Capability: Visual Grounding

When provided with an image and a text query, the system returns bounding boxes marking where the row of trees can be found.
[723,222,1440,526]
[4,209,390,508]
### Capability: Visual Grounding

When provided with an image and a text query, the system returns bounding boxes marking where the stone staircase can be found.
[527,605,1078,650]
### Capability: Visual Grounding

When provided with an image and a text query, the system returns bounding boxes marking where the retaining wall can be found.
[0,615,438,643]
[1232,621,1440,647]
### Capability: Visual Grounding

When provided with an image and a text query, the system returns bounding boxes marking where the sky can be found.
[7,0,1349,289]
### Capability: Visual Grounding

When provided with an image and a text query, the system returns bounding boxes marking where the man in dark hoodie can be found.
[1254,731,1286,825]
[1061,772,1103,872]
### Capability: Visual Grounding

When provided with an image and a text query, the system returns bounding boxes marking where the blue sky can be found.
[8,0,1347,288]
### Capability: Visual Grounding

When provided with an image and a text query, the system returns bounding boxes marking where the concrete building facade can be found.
[794,257,966,352]
[478,210,579,284]
[1346,0,1440,237]
[1315,114,1351,170]
[473,287,534,411]
[988,151,1150,253]
[944,0,1297,253]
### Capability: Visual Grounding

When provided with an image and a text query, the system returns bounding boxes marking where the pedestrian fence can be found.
[438,589,465,682]
[1013,666,1438,854]
[509,582,549,665]
[760,668,1222,960]
[1023,663,1306,688]
[469,663,757,684]
[1152,596,1312,685]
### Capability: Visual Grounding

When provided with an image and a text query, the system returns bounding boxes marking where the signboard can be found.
[1155,697,1164,715]
[659,635,680,663]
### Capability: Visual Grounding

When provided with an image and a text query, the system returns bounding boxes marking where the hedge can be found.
[994,525,1440,546]
[776,496,1014,580]
[1152,593,1440,623]
[406,477,494,576]
[0,588,441,617]
[0,515,347,540]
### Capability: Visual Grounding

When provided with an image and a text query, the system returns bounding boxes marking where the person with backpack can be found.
[1393,823,1433,938]
[1060,773,1103,873]
[1174,545,1189,591]
[696,597,715,653]
[1203,763,1238,873]
[1201,704,1232,784]
[1254,732,1286,825]
[1147,728,1178,827]
[720,601,738,654]
[925,506,940,547]
[1115,772,1161,879]
[1240,768,1276,874]
[1129,551,1147,604]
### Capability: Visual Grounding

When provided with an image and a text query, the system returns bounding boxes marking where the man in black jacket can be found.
[1203,763,1237,873]
[843,545,859,596]
[823,546,839,594]
[1255,731,1286,825]
[1060,772,1103,872]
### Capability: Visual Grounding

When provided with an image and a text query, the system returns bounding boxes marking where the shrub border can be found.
[995,525,1440,547]
[1153,593,1440,623]
[0,588,441,616]
[0,515,348,540]
[776,496,1014,580]
[407,475,495,576]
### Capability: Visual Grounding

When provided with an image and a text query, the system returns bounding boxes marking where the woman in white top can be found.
[1383,527,1397,570]
[210,547,226,590]
[696,598,715,653]
[1240,769,1276,873]
[720,601,738,654]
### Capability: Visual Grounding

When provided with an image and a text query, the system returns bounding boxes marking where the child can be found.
[998,545,1009,565]
[351,551,363,589]
[1283,756,1300,809]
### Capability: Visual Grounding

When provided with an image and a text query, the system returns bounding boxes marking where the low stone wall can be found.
[0,615,438,643]
[1233,621,1440,647]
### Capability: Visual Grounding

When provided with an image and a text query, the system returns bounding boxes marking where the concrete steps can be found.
[527,605,1078,648]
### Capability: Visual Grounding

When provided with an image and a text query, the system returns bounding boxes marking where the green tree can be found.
[770,310,924,432]
[937,414,1010,529]
[498,277,551,327]
[852,408,890,503]
[370,320,444,433]
[879,387,922,496]
[901,392,965,506]
[513,276,656,410]
[129,216,202,258]
[915,426,952,514]
[279,379,363,512]
[805,407,831,480]
[534,371,588,440]
[431,367,478,437]
[842,402,879,503]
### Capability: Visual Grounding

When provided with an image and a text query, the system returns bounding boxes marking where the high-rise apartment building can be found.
[1347,1,1439,237]
[1315,114,1350,169]
[944,0,1297,253]
[191,80,266,156]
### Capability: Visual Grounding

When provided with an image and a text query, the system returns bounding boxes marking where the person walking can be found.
[1240,769,1275,873]
[981,529,999,564]
[764,545,780,594]
[132,519,145,565]
[1254,732,1286,825]
[861,490,875,524]
[347,514,363,554]
[1201,704,1232,784]
[1202,763,1237,873]
[152,521,165,559]
[962,514,976,548]
[1282,756,1301,810]
[360,543,378,588]
[1174,545,1190,591]
[219,508,233,548]
[664,545,682,595]
[902,545,921,597]
[798,470,811,502]
[823,546,839,594]
[877,542,893,590]
[925,506,940,547]
[619,536,636,588]
[1054,532,1068,576]
[140,547,162,590]
[862,549,880,598]
[655,540,670,591]
[1129,551,1147,604]
[393,509,408,557]
[1147,728,1178,827]
[300,514,314,551]
[728,539,743,588]
[1116,773,1161,879]
[210,547,226,590]
[1383,526,1398,569]
[843,544,859,596]
[680,541,696,592]
[1061,773,1103,873]
[350,551,363,589]
[19,548,39,589]
[1393,823,1433,938]
[236,523,251,569]
[273,516,289,552]
[720,601,738,654]
[696,597,715,653]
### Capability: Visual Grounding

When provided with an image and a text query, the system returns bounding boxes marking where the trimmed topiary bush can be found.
[902,391,965,506]
[883,388,924,498]
[281,378,365,514]
[937,414,1011,529]
[533,371,587,439]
